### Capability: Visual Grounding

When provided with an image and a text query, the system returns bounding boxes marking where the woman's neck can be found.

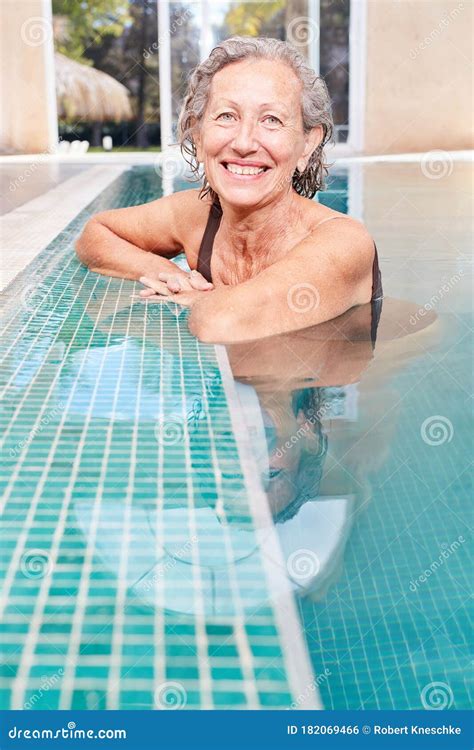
[218,190,303,260]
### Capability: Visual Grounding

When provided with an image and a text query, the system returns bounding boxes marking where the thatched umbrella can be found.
[55,52,133,122]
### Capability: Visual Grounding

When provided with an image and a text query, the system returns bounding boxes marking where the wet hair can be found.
[177,36,334,201]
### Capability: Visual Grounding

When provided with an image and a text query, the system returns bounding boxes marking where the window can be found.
[163,1,351,146]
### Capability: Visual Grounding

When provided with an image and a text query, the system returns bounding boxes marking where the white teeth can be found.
[225,163,266,175]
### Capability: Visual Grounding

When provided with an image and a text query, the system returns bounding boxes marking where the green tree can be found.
[224,0,285,37]
[169,3,201,131]
[52,0,130,62]
[54,0,201,148]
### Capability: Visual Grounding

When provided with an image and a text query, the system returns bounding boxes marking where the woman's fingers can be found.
[139,276,170,295]
[157,270,213,292]
[169,276,190,293]
[138,275,201,307]
[139,287,162,298]
[158,272,194,293]
[189,270,213,291]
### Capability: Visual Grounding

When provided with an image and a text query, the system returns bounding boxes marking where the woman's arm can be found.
[75,189,203,283]
[187,218,375,343]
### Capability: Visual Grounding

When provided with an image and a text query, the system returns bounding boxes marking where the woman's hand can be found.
[139,270,213,307]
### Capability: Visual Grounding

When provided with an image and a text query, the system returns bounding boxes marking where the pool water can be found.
[0,168,315,710]
[298,324,472,709]
[1,163,472,711]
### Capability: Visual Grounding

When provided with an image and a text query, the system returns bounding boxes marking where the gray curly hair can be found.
[177,36,334,202]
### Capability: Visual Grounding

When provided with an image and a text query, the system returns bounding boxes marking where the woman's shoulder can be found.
[299,196,367,236]
[301,197,373,252]
[167,187,213,224]
[295,196,375,284]
[165,188,214,264]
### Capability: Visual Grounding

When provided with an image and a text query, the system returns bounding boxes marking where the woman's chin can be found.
[214,183,273,208]
[220,192,263,206]
[210,164,276,205]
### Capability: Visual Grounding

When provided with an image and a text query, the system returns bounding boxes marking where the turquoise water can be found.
[0,169,299,710]
[298,326,472,709]
[1,165,472,711]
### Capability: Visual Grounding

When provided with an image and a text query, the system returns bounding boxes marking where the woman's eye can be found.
[268,468,283,480]
[217,112,235,121]
[264,115,282,126]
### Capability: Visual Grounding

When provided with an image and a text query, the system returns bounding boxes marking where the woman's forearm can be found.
[75,219,184,281]
[188,285,258,343]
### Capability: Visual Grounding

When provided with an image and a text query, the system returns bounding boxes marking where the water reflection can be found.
[2,269,440,618]
[79,288,439,613]
[226,298,441,600]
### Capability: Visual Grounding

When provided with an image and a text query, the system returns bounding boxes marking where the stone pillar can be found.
[0,0,58,154]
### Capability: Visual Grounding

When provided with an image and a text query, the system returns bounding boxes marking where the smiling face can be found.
[194,58,322,209]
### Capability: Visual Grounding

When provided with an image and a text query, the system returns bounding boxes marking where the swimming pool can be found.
[1,160,472,711]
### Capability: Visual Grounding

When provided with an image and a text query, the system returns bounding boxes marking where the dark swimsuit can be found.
[197,199,383,345]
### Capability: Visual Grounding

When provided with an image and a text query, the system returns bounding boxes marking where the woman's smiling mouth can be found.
[220,161,270,179]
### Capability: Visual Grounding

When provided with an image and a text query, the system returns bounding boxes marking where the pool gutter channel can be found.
[214,345,322,711]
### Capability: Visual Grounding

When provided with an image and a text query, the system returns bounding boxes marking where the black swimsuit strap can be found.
[371,243,383,301]
[196,200,222,283]
[370,243,383,347]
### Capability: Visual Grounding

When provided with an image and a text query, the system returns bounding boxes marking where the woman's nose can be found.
[231,119,259,153]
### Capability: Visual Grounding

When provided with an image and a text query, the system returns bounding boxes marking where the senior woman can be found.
[76,37,382,343]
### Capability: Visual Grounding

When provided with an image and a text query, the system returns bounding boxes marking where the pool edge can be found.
[1,165,129,291]
[214,343,322,711]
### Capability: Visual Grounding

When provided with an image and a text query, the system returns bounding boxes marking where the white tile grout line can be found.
[0,165,129,291]
[214,344,322,710]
